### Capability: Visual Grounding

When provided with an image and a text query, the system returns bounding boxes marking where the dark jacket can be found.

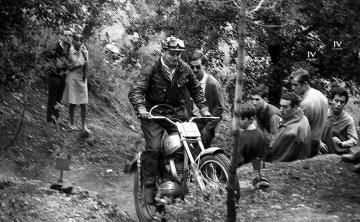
[194,74,224,130]
[45,40,70,78]
[256,103,280,134]
[128,58,208,118]
[204,75,224,118]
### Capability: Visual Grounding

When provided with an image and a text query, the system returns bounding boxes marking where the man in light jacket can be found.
[267,93,312,162]
[291,68,328,156]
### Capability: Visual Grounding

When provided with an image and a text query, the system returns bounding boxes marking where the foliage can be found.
[0,0,122,90]
[122,0,360,106]
[165,183,226,222]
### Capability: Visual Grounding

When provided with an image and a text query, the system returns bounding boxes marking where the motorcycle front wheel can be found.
[133,169,157,222]
[198,153,232,193]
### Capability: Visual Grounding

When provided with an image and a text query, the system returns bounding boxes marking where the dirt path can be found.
[46,163,139,221]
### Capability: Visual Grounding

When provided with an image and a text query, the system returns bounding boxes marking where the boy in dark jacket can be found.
[227,103,269,222]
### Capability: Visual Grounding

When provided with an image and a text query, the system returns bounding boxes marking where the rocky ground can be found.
[0,174,130,222]
[237,154,360,222]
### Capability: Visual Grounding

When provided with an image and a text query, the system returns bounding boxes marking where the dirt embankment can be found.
[237,154,360,222]
[0,175,130,222]
[0,82,141,221]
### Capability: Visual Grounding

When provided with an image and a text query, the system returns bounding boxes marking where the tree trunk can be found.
[227,0,246,221]
[267,41,284,106]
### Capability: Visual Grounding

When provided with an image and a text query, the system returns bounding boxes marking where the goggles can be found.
[162,36,185,51]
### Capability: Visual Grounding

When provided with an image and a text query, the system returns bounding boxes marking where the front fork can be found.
[181,136,206,191]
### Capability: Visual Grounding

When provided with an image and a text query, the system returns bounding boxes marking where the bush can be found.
[165,183,227,222]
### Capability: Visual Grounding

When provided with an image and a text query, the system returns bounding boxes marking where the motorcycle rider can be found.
[128,36,211,204]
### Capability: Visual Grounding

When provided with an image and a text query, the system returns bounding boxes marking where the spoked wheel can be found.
[133,169,157,222]
[198,153,232,194]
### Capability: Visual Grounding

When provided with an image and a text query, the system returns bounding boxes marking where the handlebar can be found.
[147,104,219,126]
[189,116,220,122]
[148,115,219,126]
[148,115,177,125]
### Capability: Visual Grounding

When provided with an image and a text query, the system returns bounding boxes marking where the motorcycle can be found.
[125,104,233,222]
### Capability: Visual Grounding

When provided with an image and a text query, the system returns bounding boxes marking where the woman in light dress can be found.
[62,32,90,135]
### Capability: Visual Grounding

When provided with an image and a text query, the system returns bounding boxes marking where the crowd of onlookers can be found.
[46,32,360,177]
[229,68,360,174]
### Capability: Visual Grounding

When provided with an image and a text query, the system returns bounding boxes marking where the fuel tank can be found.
[163,133,182,156]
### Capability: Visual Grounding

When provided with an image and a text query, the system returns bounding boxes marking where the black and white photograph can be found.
[0,0,360,221]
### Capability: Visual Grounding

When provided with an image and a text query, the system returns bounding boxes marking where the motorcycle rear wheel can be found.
[133,169,157,222]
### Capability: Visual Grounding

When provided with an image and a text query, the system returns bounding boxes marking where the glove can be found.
[200,108,212,117]
[137,107,150,119]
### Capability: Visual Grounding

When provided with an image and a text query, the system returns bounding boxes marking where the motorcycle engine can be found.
[157,181,184,198]
[158,157,186,198]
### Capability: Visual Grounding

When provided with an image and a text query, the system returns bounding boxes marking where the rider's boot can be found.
[141,150,161,204]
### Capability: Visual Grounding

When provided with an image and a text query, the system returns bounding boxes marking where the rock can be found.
[270,205,282,210]
[303,165,310,169]
[130,124,136,131]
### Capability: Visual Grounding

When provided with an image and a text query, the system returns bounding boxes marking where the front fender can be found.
[195,147,224,162]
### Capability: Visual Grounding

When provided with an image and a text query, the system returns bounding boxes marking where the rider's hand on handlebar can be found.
[138,107,151,119]
[200,108,212,117]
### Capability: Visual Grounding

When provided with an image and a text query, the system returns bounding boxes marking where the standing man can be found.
[267,93,312,162]
[250,85,281,142]
[128,36,211,204]
[46,29,72,123]
[321,87,358,154]
[189,51,224,148]
[291,69,328,156]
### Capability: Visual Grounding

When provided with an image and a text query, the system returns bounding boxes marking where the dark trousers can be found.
[46,76,65,123]
[311,140,320,157]
[140,119,178,185]
[196,121,216,149]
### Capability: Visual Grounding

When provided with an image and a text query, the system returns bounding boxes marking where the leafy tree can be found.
[0,0,121,88]
[124,0,360,106]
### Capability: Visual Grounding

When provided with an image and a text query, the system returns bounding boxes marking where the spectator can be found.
[189,51,224,148]
[128,36,210,204]
[321,87,358,154]
[291,68,328,156]
[227,103,269,222]
[46,29,72,123]
[62,32,90,135]
[250,84,281,142]
[267,93,311,162]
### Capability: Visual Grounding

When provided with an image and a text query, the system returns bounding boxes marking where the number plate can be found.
[55,158,70,171]
[176,122,201,138]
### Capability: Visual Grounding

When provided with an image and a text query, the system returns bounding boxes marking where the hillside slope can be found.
[0,78,141,221]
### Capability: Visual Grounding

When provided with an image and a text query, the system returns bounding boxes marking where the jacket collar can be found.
[280,107,304,126]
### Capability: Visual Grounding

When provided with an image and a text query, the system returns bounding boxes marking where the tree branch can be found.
[248,20,289,28]
[247,0,266,14]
